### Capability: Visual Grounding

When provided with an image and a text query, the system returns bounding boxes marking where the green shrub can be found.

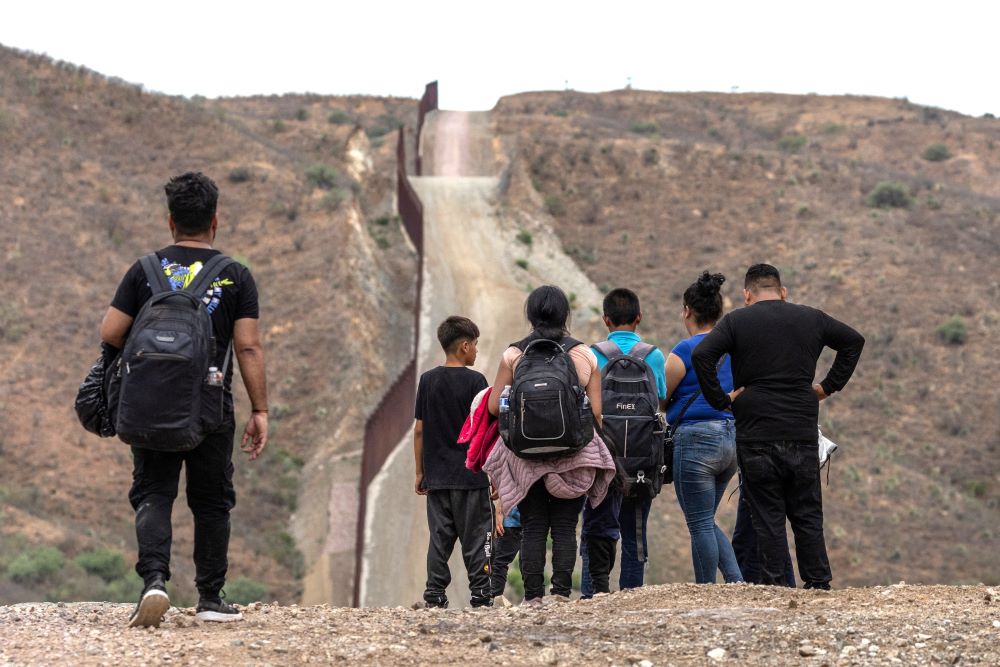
[7,546,64,584]
[227,167,252,183]
[516,230,533,246]
[821,122,845,134]
[104,571,142,602]
[305,164,339,190]
[225,576,268,604]
[629,121,657,135]
[328,110,351,125]
[295,108,309,121]
[0,303,28,342]
[866,181,913,209]
[515,259,529,270]
[643,148,659,166]
[270,119,286,133]
[936,316,967,345]
[922,143,951,162]
[544,194,565,216]
[74,549,126,582]
[268,532,305,579]
[778,134,808,153]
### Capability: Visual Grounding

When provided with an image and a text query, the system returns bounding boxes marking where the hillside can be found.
[493,90,1000,586]
[0,45,417,606]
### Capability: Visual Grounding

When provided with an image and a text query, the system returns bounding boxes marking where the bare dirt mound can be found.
[2,584,998,665]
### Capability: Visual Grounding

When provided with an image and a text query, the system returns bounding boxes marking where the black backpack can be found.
[110,253,235,451]
[592,341,666,498]
[500,336,594,459]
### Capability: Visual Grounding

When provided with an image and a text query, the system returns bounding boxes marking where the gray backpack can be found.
[110,253,234,451]
[593,341,666,498]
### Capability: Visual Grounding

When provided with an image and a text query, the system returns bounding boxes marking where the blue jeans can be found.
[618,496,651,589]
[672,420,743,584]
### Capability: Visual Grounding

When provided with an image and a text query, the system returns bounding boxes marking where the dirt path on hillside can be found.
[359,111,529,608]
[3,584,997,665]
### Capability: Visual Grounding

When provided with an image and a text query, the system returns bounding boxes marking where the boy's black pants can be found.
[424,488,493,607]
[519,480,585,600]
[737,441,831,589]
[128,424,236,597]
[586,535,617,595]
[490,526,522,598]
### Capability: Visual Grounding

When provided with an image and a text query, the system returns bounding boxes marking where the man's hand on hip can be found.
[813,384,829,401]
[241,412,268,461]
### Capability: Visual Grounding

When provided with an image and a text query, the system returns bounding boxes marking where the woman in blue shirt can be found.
[665,272,743,584]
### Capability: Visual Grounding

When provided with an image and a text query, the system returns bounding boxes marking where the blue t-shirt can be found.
[592,331,668,401]
[503,506,521,529]
[667,333,734,425]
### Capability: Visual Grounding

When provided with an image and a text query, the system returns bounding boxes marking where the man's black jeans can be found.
[519,480,585,600]
[732,480,796,587]
[586,535,617,595]
[424,488,493,607]
[737,441,831,589]
[129,424,236,597]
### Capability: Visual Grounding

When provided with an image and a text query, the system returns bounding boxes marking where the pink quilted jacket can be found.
[482,432,617,518]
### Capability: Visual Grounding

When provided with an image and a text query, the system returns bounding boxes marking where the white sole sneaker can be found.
[128,589,170,628]
[195,609,244,622]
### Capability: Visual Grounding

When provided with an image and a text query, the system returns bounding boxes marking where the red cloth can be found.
[460,387,499,474]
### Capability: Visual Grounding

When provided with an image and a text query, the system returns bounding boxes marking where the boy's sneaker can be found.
[195,595,243,622]
[521,597,543,608]
[128,575,170,628]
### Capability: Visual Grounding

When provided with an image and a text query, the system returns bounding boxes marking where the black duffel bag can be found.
[75,344,118,438]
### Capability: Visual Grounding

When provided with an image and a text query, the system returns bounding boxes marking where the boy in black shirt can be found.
[414,316,492,608]
[692,264,864,589]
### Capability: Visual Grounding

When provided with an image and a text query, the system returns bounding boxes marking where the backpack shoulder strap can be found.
[185,255,236,298]
[139,253,172,295]
[592,340,623,361]
[628,341,656,362]
[560,336,583,351]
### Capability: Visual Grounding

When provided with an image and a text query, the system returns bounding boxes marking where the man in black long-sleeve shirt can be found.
[692,264,864,589]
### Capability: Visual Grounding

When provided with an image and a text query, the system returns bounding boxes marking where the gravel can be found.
[1,583,998,665]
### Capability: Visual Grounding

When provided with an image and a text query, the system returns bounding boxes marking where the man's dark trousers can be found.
[129,423,236,596]
[424,488,492,607]
[737,441,831,588]
[732,480,796,587]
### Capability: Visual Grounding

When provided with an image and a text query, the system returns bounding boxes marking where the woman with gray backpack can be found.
[665,272,744,584]
[482,285,617,606]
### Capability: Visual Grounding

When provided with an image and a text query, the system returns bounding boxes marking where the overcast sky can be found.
[2,0,996,116]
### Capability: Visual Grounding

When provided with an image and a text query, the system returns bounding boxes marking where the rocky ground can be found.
[1,584,998,665]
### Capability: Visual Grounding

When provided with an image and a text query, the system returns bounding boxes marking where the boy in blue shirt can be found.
[582,288,667,596]
[490,505,522,601]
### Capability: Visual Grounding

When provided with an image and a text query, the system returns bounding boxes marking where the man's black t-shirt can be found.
[414,366,489,490]
[111,245,259,415]
[692,300,864,444]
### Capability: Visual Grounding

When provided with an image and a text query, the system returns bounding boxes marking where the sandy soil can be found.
[2,583,997,665]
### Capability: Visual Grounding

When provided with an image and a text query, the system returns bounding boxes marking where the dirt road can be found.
[3,583,997,665]
[358,110,601,607]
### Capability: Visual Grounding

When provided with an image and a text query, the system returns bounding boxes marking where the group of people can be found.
[93,170,864,628]
[415,269,864,607]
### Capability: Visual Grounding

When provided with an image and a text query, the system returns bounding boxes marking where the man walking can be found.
[101,172,268,626]
[691,264,863,589]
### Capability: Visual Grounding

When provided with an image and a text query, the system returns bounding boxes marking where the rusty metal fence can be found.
[352,82,437,605]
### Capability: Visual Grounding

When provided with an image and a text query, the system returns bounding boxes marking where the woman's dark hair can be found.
[165,171,219,235]
[683,271,726,327]
[525,285,571,340]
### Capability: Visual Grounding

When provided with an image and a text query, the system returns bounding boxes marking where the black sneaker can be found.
[195,594,243,622]
[128,575,170,628]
